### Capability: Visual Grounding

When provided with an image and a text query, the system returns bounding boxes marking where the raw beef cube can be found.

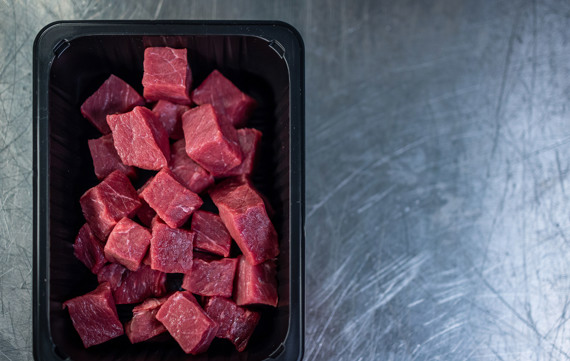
[191,70,257,127]
[169,140,214,194]
[204,297,260,352]
[98,263,166,305]
[104,218,151,271]
[97,263,127,289]
[150,222,194,273]
[220,128,262,177]
[234,256,278,307]
[63,282,123,348]
[209,178,278,265]
[80,170,141,240]
[155,291,218,354]
[73,223,106,274]
[142,47,192,104]
[80,74,145,134]
[191,210,232,257]
[152,100,189,139]
[182,104,243,176]
[182,255,238,297]
[136,199,156,228]
[88,134,136,180]
[107,106,170,170]
[125,296,168,343]
[140,168,203,228]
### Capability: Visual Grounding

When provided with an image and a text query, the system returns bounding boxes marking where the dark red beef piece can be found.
[182,104,243,177]
[98,263,166,305]
[88,134,136,180]
[140,168,203,228]
[142,47,192,104]
[97,263,127,289]
[63,282,123,348]
[73,223,107,274]
[209,178,278,265]
[182,255,238,297]
[136,199,156,228]
[80,74,145,134]
[234,256,278,307]
[190,210,232,257]
[104,218,151,271]
[107,106,170,170]
[150,222,194,273]
[80,170,141,240]
[155,291,218,354]
[191,70,257,128]
[125,296,169,343]
[204,296,260,352]
[219,128,262,177]
[169,140,214,194]
[152,100,189,139]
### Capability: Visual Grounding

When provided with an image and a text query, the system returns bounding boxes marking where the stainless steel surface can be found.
[2,0,570,360]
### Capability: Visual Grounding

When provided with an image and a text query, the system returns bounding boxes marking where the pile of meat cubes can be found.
[64,47,279,354]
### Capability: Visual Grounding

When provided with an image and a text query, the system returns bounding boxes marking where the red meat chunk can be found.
[191,210,232,257]
[169,140,214,194]
[104,218,151,271]
[150,222,194,273]
[204,297,260,352]
[125,296,168,343]
[80,170,141,240]
[152,100,189,139]
[80,74,145,134]
[107,106,170,170]
[140,168,203,228]
[182,255,238,297]
[88,134,136,180]
[209,178,278,265]
[155,291,218,354]
[182,104,243,176]
[97,263,126,289]
[98,263,166,305]
[136,200,156,228]
[73,223,106,274]
[142,47,192,104]
[234,256,278,307]
[191,70,257,127]
[220,128,262,177]
[63,282,123,348]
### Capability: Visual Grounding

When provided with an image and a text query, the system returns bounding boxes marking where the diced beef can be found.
[191,70,257,127]
[63,282,123,348]
[220,128,262,177]
[191,210,232,257]
[97,263,127,289]
[125,296,168,343]
[73,223,107,274]
[98,263,166,305]
[142,47,192,104]
[155,291,218,354]
[107,106,170,170]
[182,255,237,297]
[209,178,278,265]
[136,199,156,228]
[140,168,203,228]
[150,222,194,273]
[234,256,278,307]
[80,74,145,134]
[204,297,260,352]
[80,170,141,240]
[169,140,214,194]
[104,218,151,271]
[182,104,243,176]
[152,100,189,139]
[88,134,136,180]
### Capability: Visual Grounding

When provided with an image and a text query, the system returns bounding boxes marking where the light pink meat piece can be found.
[152,100,189,139]
[73,223,107,274]
[182,255,237,297]
[80,170,141,240]
[106,106,170,170]
[219,128,262,177]
[63,282,123,348]
[182,104,243,176]
[104,218,151,271]
[142,47,192,104]
[98,263,166,305]
[234,256,278,307]
[80,74,145,134]
[169,140,214,194]
[150,222,194,273]
[191,210,232,257]
[209,178,278,265]
[88,134,136,180]
[191,70,257,127]
[155,291,218,354]
[125,296,169,343]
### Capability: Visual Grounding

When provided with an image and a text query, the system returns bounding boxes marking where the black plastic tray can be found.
[33,21,304,361]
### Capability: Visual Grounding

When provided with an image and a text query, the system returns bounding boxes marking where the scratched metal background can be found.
[1,0,570,360]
